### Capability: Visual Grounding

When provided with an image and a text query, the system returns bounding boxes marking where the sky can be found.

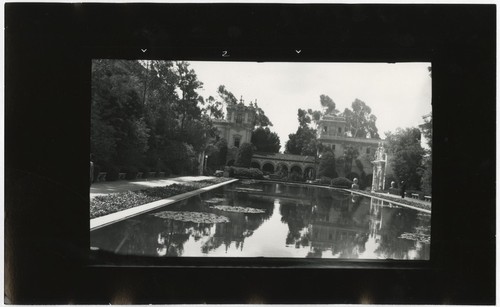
[188,61,432,150]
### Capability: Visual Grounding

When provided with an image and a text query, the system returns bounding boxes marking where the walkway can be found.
[90,176,216,199]
[373,191,431,207]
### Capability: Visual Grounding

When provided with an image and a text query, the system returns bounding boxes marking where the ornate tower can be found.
[371,143,388,191]
[212,96,256,149]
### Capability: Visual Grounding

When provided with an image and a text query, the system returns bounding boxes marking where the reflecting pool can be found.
[90,181,431,260]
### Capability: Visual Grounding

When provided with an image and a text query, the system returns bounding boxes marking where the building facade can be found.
[212,97,256,149]
[212,103,391,186]
[316,114,391,182]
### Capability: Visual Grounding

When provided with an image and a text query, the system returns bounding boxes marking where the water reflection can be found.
[90,182,430,260]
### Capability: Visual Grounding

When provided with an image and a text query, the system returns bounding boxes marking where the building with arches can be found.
[213,102,391,185]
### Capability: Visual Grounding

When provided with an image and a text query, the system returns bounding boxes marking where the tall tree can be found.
[175,61,203,131]
[420,112,432,195]
[318,151,337,178]
[91,59,150,168]
[320,94,339,115]
[341,145,360,175]
[251,127,281,153]
[285,109,318,156]
[343,98,380,139]
[235,143,254,167]
[203,96,224,119]
[252,101,272,127]
[217,85,238,106]
[385,127,425,190]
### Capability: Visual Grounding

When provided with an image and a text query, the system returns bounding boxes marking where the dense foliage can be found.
[226,166,264,179]
[385,127,425,190]
[420,112,432,195]
[285,109,319,155]
[235,143,254,167]
[318,151,337,178]
[91,60,221,177]
[331,177,353,188]
[343,98,380,139]
[251,127,281,153]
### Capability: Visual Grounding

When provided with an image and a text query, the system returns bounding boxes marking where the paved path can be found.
[373,191,431,206]
[90,176,216,199]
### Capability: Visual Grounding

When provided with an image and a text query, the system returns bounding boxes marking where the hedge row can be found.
[90,178,231,219]
[226,167,264,179]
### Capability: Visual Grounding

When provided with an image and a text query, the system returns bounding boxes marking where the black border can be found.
[5,3,496,304]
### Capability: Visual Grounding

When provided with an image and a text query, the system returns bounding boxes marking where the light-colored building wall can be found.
[212,99,256,150]
[317,115,392,177]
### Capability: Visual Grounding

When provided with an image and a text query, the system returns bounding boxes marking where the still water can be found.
[91,181,431,260]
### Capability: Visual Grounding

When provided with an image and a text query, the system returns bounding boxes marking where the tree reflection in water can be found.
[91,182,431,259]
[199,191,275,254]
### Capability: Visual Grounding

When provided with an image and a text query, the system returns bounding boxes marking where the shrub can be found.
[331,177,353,188]
[319,176,332,184]
[139,165,151,177]
[106,165,120,181]
[318,151,337,178]
[235,143,254,167]
[227,166,263,179]
[93,164,101,182]
[124,166,139,180]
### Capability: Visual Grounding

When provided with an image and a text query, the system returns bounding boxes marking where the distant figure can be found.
[351,178,359,190]
[391,181,396,189]
[90,154,94,186]
[400,180,407,198]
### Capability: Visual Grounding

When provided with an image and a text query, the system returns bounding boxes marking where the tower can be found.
[213,96,256,149]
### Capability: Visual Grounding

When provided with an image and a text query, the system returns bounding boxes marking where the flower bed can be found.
[90,178,232,219]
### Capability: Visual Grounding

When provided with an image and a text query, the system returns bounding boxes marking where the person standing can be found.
[351,178,360,190]
[400,180,407,198]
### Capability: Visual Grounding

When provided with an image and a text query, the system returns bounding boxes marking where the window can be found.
[234,136,241,148]
[332,144,336,150]
[338,127,342,134]
[323,126,328,133]
[366,147,370,154]
[236,113,243,124]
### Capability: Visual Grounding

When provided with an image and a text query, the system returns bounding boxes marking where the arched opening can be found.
[227,159,235,166]
[290,165,303,181]
[304,166,316,180]
[290,165,302,175]
[250,161,260,169]
[262,163,275,174]
[276,164,288,178]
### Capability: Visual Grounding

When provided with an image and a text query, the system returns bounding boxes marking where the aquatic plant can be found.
[152,211,229,223]
[210,205,265,214]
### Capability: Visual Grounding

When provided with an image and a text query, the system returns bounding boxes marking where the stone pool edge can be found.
[344,189,431,214]
[90,178,239,231]
[254,179,431,214]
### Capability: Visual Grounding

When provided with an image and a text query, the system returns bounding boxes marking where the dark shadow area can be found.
[5,3,495,305]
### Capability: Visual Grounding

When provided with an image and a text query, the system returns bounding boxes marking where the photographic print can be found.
[89,60,432,260]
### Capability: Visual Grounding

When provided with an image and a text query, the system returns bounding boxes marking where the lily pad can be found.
[152,211,229,223]
[204,197,226,204]
[210,205,265,214]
